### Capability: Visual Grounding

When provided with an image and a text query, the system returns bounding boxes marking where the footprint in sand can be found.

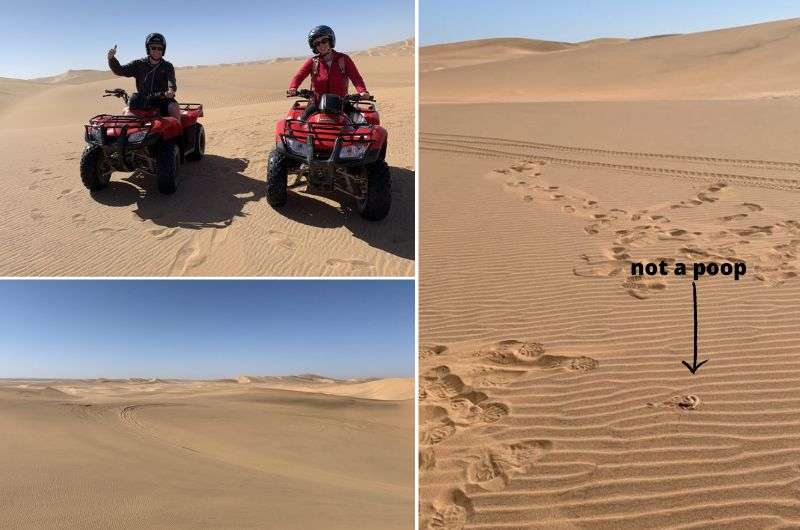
[724,225,774,237]
[606,245,632,261]
[470,367,526,387]
[478,340,599,373]
[742,203,764,212]
[658,228,694,242]
[422,366,511,428]
[420,447,437,471]
[58,188,76,200]
[622,275,667,300]
[465,439,552,492]
[71,213,86,226]
[426,372,467,400]
[562,205,576,213]
[720,213,748,222]
[420,405,457,445]
[574,261,624,278]
[426,489,474,530]
[691,190,722,205]
[169,235,206,275]
[325,258,375,275]
[421,345,449,360]
[29,209,44,221]
[266,229,296,250]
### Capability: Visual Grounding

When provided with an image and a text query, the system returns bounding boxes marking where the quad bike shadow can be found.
[277,165,414,261]
[92,155,264,229]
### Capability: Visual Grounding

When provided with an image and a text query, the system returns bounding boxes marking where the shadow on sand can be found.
[276,166,415,261]
[92,155,263,229]
[90,158,414,262]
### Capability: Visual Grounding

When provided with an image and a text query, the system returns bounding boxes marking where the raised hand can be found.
[107,44,117,60]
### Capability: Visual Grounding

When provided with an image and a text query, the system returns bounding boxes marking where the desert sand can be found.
[0,40,413,276]
[0,375,412,529]
[420,19,800,529]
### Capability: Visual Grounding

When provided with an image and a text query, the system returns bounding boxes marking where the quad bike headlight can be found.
[339,143,369,159]
[285,137,310,156]
[127,130,148,143]
[88,126,103,143]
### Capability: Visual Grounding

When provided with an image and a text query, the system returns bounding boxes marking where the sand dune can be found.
[0,40,414,276]
[420,18,800,530]
[236,374,414,400]
[32,69,117,85]
[0,377,412,529]
[421,18,800,101]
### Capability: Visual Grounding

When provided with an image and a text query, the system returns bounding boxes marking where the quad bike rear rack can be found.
[178,103,204,115]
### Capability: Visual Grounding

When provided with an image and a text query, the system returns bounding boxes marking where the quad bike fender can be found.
[275,119,287,142]
[371,126,388,151]
[151,117,183,141]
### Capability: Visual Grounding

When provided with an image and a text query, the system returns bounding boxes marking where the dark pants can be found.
[158,97,178,116]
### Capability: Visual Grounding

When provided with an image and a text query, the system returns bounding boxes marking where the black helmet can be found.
[308,25,335,52]
[145,33,167,56]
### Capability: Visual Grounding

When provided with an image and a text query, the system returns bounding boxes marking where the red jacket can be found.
[289,50,367,99]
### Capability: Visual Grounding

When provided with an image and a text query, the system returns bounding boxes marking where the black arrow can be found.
[682,281,708,374]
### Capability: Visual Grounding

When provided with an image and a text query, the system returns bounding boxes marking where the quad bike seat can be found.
[319,94,344,113]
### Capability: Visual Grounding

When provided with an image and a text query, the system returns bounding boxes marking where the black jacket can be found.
[108,57,177,97]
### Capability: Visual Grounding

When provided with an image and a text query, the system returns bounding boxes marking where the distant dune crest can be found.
[421,17,800,101]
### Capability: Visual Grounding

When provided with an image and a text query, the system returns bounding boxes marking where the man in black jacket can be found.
[107,33,180,120]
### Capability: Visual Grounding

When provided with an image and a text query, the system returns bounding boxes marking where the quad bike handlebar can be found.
[346,93,374,102]
[288,89,314,99]
[286,89,375,102]
[103,89,172,105]
[103,88,129,103]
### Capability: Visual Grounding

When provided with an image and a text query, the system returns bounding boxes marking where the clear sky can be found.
[1,0,413,78]
[0,280,414,379]
[421,0,800,45]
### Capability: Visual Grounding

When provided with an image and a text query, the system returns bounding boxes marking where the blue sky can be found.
[421,0,799,45]
[0,0,413,78]
[0,280,414,379]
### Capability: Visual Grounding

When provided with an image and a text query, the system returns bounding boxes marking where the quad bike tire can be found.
[157,141,180,194]
[266,148,288,207]
[186,124,205,162]
[80,144,111,191]
[358,159,391,221]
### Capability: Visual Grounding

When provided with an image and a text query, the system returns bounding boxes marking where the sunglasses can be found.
[149,46,164,51]
[313,38,330,46]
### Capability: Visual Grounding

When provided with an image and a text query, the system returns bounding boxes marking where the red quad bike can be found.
[81,89,205,194]
[267,89,391,221]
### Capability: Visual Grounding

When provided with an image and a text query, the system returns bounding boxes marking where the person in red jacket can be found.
[288,25,370,120]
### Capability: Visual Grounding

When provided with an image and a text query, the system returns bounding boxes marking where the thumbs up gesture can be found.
[107,45,117,60]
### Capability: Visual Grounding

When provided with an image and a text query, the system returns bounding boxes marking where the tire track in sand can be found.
[420,138,800,192]
[421,132,800,172]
